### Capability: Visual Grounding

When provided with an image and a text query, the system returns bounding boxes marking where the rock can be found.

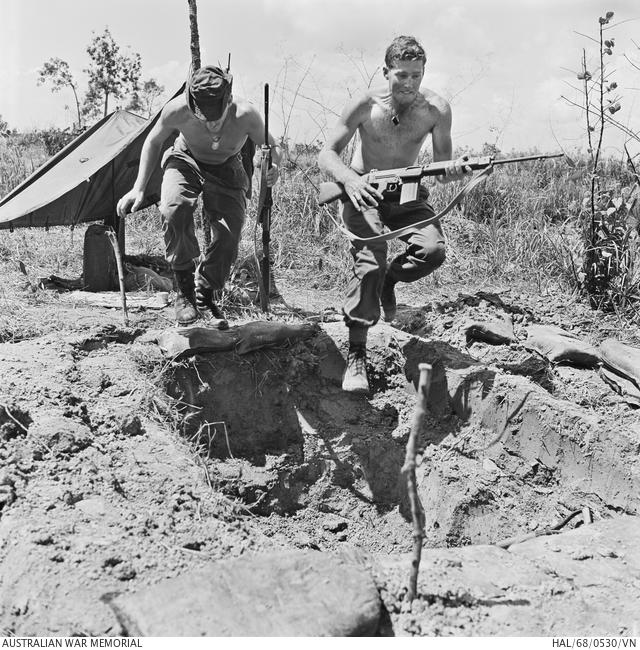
[75,497,107,518]
[107,550,381,636]
[119,414,144,437]
[322,515,348,533]
[28,414,92,456]
[372,516,640,635]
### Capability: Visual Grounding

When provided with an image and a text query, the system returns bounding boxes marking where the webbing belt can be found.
[323,166,494,244]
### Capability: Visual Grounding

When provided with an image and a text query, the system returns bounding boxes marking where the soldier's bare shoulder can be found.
[344,90,378,120]
[419,87,451,116]
[233,97,259,119]
[160,94,191,128]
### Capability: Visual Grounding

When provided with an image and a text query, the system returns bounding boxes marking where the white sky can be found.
[1,0,639,156]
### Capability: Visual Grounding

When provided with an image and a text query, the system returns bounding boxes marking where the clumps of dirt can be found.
[70,325,143,354]
[0,400,32,440]
[495,353,555,393]
[28,414,92,457]
[0,401,35,514]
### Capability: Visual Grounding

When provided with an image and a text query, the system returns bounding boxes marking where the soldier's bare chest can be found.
[363,105,433,147]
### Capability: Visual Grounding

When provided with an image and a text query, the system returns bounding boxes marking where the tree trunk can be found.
[71,85,82,130]
[187,0,210,246]
[187,0,201,71]
[104,91,109,118]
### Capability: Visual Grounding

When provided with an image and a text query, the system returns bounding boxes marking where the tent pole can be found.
[109,158,126,257]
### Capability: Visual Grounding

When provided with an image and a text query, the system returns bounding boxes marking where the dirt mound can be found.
[1,287,639,636]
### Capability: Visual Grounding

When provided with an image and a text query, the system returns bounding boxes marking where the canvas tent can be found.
[0,108,176,232]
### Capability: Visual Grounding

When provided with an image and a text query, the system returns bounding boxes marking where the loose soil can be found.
[1,270,639,636]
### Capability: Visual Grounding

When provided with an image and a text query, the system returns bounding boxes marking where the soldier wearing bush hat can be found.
[118,64,281,327]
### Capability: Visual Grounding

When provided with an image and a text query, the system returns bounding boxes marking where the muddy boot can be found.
[173,268,198,326]
[342,326,369,393]
[342,343,369,394]
[195,278,229,330]
[380,276,397,323]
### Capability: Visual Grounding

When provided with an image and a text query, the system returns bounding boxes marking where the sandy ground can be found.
[0,271,639,636]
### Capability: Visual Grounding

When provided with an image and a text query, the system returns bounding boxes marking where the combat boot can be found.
[342,343,369,394]
[195,277,229,330]
[173,267,198,326]
[380,276,397,322]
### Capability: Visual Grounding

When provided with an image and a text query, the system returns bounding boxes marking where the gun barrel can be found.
[492,152,565,165]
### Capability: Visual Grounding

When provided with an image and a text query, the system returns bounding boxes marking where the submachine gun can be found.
[317,152,565,206]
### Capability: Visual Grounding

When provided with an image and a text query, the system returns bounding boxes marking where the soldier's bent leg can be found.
[386,221,446,284]
[159,162,203,325]
[194,182,246,327]
[159,162,202,271]
[341,202,388,329]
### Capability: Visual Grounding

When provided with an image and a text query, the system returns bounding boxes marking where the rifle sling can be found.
[324,166,493,244]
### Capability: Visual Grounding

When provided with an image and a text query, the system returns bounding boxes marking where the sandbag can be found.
[599,367,640,408]
[124,265,172,292]
[107,550,381,636]
[157,320,318,358]
[523,325,600,367]
[599,338,640,389]
[465,318,515,345]
[235,320,318,354]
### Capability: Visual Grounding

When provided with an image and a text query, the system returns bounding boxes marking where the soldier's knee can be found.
[429,243,446,269]
[160,197,196,224]
[414,242,446,269]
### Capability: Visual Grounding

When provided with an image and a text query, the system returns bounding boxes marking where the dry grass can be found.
[1,132,639,340]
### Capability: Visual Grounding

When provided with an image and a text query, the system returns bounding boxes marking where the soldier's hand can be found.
[116,189,145,218]
[440,154,472,183]
[266,163,279,187]
[344,175,384,211]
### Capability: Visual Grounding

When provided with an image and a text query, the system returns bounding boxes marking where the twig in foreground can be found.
[402,362,432,603]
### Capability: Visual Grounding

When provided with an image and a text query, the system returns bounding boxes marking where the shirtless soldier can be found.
[318,35,470,393]
[117,66,281,327]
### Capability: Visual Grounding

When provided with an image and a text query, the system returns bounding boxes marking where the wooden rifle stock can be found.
[317,152,565,206]
[258,83,272,312]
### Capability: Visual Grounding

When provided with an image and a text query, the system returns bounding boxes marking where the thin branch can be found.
[279,87,340,117]
[573,30,600,45]
[402,363,432,603]
[0,404,28,432]
[624,54,640,73]
[603,17,640,31]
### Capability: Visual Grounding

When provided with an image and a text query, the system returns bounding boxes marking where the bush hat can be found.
[187,66,232,121]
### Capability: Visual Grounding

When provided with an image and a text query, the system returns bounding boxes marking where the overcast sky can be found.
[1,0,639,156]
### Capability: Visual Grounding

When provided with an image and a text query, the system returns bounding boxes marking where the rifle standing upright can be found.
[257,83,272,312]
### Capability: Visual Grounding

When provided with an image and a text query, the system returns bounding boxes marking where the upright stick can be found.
[106,228,129,326]
[402,363,432,602]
